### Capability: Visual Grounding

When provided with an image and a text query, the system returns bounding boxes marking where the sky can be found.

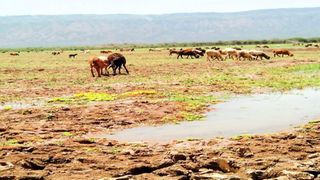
[1,0,320,16]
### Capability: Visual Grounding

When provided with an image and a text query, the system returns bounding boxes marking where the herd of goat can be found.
[169,47,294,61]
[6,45,303,78]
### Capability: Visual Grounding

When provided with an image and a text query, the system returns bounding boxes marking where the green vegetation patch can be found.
[3,105,12,111]
[231,134,254,140]
[48,92,116,104]
[120,90,158,97]
[165,93,219,111]
[179,112,204,121]
[0,139,20,146]
[48,97,72,103]
[62,132,74,137]
[308,120,320,124]
[74,92,115,101]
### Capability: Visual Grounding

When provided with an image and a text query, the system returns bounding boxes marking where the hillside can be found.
[1,7,320,47]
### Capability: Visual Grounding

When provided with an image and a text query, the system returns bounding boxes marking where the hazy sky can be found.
[1,0,320,16]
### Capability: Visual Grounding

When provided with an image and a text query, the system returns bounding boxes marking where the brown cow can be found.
[52,51,60,55]
[10,52,19,56]
[273,49,294,57]
[206,50,224,61]
[169,49,180,56]
[100,50,112,54]
[177,49,200,59]
[88,56,108,77]
[237,51,254,61]
[221,48,238,60]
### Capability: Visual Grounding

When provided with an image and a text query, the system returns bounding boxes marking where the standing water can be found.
[92,88,320,142]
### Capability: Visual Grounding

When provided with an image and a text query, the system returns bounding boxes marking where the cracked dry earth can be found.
[0,104,319,180]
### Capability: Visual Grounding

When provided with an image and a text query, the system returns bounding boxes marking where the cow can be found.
[273,49,294,57]
[88,56,109,77]
[206,50,224,61]
[69,54,78,58]
[211,47,220,50]
[305,44,313,48]
[177,49,200,59]
[104,53,129,75]
[237,50,254,61]
[100,50,112,54]
[169,49,180,56]
[10,52,19,56]
[233,47,242,50]
[52,52,60,55]
[120,48,135,52]
[149,48,162,52]
[221,48,238,60]
[249,50,270,60]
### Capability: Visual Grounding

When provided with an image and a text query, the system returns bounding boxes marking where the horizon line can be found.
[0,6,319,17]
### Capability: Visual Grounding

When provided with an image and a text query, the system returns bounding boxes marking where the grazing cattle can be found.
[88,56,108,77]
[69,54,78,58]
[194,50,205,57]
[120,48,135,52]
[149,48,162,52]
[52,51,60,55]
[211,47,220,50]
[305,44,313,48]
[10,52,19,56]
[177,49,200,59]
[206,50,224,61]
[233,47,242,50]
[104,53,129,75]
[169,49,180,56]
[195,48,206,55]
[100,50,112,54]
[237,50,254,61]
[249,50,270,60]
[293,43,303,46]
[81,50,90,54]
[221,48,238,60]
[273,49,294,57]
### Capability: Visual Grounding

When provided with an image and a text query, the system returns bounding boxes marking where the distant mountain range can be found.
[1,7,320,48]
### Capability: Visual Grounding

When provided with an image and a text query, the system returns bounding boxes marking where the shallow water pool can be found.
[92,88,320,142]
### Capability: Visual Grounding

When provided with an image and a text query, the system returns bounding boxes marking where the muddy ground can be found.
[1,48,320,179]
[1,114,319,179]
